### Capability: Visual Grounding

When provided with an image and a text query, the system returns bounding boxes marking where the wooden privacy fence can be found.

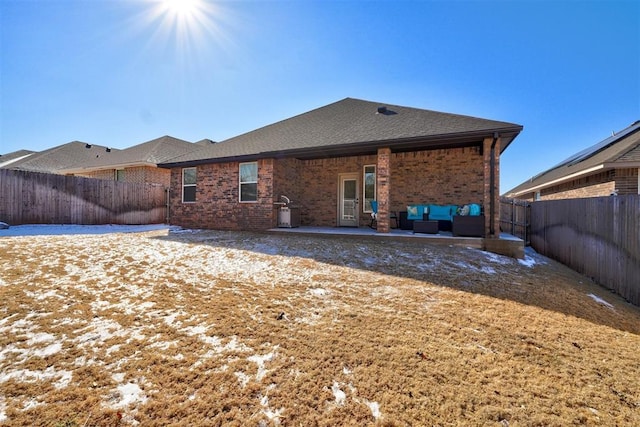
[530,195,640,306]
[500,197,530,245]
[0,169,167,225]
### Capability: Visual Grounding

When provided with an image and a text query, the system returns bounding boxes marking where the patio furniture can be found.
[413,220,438,234]
[452,215,485,237]
[369,201,398,229]
[399,211,414,230]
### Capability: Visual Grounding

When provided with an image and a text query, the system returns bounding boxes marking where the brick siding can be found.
[169,160,275,230]
[519,168,639,201]
[393,147,484,207]
[169,146,492,230]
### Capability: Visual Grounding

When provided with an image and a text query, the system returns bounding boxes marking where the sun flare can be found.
[162,0,201,18]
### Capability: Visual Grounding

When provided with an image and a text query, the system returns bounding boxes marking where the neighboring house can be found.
[505,120,640,201]
[0,150,36,168]
[61,135,198,187]
[0,142,116,174]
[159,98,523,236]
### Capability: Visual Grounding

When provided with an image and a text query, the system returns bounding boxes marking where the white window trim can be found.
[182,167,197,203]
[239,161,258,203]
[363,164,376,213]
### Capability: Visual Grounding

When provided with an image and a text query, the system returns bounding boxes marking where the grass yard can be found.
[1,226,639,426]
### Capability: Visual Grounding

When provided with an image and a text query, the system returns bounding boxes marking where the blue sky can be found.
[1,0,638,192]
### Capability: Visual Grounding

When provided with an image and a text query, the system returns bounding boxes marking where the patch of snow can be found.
[34,342,62,358]
[24,289,62,300]
[480,266,496,274]
[106,344,122,356]
[26,332,56,345]
[183,325,208,335]
[235,371,250,387]
[54,370,73,389]
[113,382,148,408]
[367,402,382,420]
[481,251,511,265]
[342,366,352,375]
[309,288,328,296]
[587,293,614,309]
[23,398,42,411]
[0,224,172,237]
[0,367,67,385]
[518,256,537,267]
[260,388,284,426]
[248,350,277,381]
[331,381,346,405]
[366,400,382,419]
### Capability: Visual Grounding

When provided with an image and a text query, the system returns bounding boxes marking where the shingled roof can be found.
[505,120,640,198]
[61,135,197,174]
[159,98,523,167]
[0,150,36,168]
[0,142,118,173]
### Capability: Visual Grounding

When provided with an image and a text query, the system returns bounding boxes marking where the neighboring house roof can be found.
[505,120,640,198]
[1,142,118,173]
[159,97,523,167]
[0,150,36,168]
[195,139,217,146]
[61,135,198,174]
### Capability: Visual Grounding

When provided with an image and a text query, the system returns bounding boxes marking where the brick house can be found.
[505,120,640,201]
[62,135,198,186]
[159,98,523,236]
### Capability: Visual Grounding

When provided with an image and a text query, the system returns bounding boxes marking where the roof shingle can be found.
[160,98,522,167]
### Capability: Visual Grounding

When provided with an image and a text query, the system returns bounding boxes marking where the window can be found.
[239,162,258,202]
[182,167,197,202]
[363,165,376,212]
[115,169,125,181]
[534,191,541,201]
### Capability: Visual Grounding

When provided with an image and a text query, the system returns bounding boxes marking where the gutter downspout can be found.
[490,132,499,237]
[166,187,170,224]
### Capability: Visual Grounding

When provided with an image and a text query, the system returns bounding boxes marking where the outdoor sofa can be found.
[400,203,485,237]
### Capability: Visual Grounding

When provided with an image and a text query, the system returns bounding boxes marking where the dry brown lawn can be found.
[1,227,639,426]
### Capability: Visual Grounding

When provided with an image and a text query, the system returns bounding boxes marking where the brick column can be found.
[482,136,501,238]
[376,147,391,233]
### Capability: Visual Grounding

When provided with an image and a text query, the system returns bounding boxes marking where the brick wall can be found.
[170,146,490,230]
[392,147,485,207]
[294,155,379,227]
[273,157,304,208]
[518,168,639,201]
[538,170,615,200]
[169,160,275,230]
[125,166,171,186]
[615,168,639,195]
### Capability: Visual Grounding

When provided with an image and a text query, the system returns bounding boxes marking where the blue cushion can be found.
[469,203,481,216]
[407,205,423,220]
[428,204,453,221]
